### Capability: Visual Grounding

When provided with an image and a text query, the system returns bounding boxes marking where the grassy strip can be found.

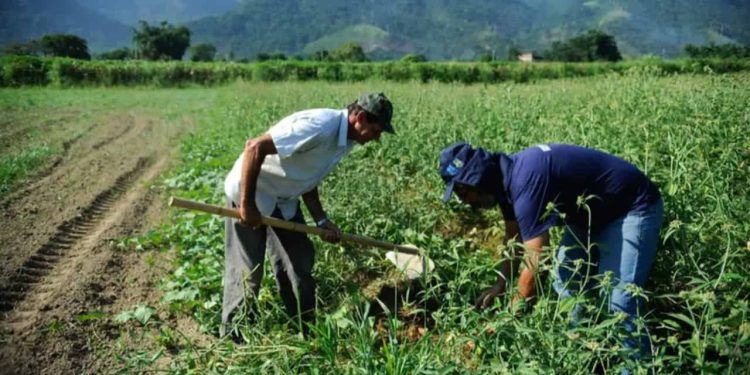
[116,74,749,373]
[0,145,51,199]
[2,55,750,87]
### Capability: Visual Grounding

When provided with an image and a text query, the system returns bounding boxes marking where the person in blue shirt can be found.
[439,142,664,357]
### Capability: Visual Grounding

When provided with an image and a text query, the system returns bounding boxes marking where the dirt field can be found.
[0,107,195,374]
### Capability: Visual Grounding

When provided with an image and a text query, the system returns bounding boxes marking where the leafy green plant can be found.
[0,144,51,198]
[76,311,108,322]
[115,305,158,326]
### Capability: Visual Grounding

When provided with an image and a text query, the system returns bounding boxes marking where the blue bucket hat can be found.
[438,142,502,203]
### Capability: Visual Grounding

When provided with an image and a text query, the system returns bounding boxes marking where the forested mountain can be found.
[187,0,535,60]
[1,0,748,58]
[74,0,240,25]
[187,0,750,59]
[514,0,750,58]
[0,0,130,51]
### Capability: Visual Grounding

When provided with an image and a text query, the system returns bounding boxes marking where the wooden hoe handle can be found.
[169,197,420,255]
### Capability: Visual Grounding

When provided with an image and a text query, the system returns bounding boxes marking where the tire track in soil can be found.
[47,125,91,169]
[0,115,142,281]
[1,118,133,211]
[0,154,174,375]
[91,122,132,150]
[0,157,153,316]
[0,110,199,374]
[0,127,88,212]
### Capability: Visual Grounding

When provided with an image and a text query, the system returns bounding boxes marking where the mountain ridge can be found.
[1,0,747,59]
[186,0,749,59]
[0,0,130,51]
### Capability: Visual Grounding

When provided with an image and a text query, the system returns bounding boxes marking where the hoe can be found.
[169,197,435,279]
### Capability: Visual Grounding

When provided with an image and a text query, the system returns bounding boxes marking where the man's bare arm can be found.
[517,232,550,300]
[475,220,521,309]
[496,220,522,286]
[301,187,326,223]
[301,187,341,243]
[239,134,277,226]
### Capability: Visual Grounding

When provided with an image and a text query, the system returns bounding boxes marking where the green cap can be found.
[356,92,395,134]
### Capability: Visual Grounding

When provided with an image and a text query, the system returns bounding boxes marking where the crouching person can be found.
[222,93,395,338]
[438,142,663,360]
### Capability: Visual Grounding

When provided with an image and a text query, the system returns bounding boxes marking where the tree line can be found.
[5,56,750,89]
[3,23,748,63]
[2,21,212,62]
[684,43,750,59]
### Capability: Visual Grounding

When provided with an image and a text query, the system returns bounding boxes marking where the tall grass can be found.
[0,145,51,199]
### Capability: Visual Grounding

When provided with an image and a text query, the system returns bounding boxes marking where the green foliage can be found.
[115,305,158,325]
[2,56,750,88]
[134,72,750,372]
[97,47,133,61]
[76,310,107,322]
[308,50,330,61]
[0,144,51,198]
[40,34,91,60]
[685,43,750,59]
[256,52,287,62]
[329,43,368,63]
[0,56,51,86]
[401,53,427,63]
[132,21,191,61]
[189,43,217,62]
[477,52,493,62]
[2,41,41,57]
[545,30,622,62]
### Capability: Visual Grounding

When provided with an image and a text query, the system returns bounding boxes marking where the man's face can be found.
[454,184,497,210]
[351,111,383,145]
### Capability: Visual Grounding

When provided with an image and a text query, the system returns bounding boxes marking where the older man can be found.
[439,142,663,357]
[222,93,394,337]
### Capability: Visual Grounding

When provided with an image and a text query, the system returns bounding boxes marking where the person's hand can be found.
[509,293,535,317]
[510,293,525,317]
[318,219,342,243]
[239,202,263,229]
[475,282,507,310]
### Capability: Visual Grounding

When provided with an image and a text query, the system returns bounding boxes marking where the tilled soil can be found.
[0,111,193,374]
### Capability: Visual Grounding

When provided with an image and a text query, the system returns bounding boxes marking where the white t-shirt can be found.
[224,108,354,219]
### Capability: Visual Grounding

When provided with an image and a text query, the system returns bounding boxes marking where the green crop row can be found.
[122,72,750,373]
[2,55,750,87]
[0,144,51,199]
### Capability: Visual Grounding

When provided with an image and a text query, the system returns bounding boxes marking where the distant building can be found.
[518,52,534,62]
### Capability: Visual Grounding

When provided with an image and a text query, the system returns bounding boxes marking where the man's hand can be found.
[475,281,507,310]
[318,219,342,243]
[509,293,529,317]
[302,187,341,243]
[239,202,263,229]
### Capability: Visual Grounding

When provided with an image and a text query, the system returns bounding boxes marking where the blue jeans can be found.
[553,198,664,357]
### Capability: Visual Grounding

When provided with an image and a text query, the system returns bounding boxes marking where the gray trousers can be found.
[221,201,316,336]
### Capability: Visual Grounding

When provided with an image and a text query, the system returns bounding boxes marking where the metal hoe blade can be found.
[385,250,436,279]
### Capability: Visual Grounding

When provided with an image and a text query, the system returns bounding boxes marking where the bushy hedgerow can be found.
[1,55,51,86]
[1,56,749,87]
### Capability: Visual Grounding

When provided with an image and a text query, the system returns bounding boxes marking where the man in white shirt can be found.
[222,93,394,338]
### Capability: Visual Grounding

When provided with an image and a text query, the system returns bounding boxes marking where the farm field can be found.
[0,70,749,373]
